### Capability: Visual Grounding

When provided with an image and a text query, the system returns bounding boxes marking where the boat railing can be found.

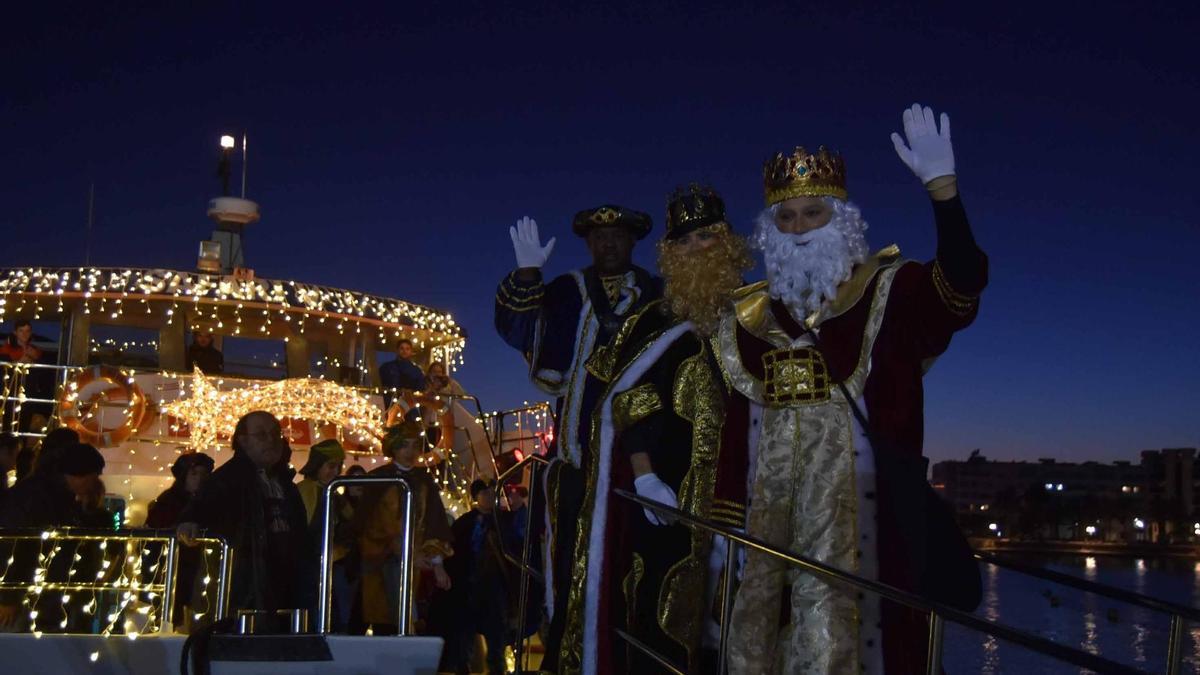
[0,527,231,636]
[492,452,553,672]
[316,475,414,635]
[614,489,1189,675]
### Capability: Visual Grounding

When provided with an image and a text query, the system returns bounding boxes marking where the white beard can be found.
[752,198,870,318]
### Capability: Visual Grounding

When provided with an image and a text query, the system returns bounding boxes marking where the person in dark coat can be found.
[177,412,315,619]
[0,441,104,631]
[184,331,224,374]
[146,452,214,628]
[441,480,512,675]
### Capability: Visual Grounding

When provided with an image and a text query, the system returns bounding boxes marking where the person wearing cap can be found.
[722,105,987,675]
[560,186,755,675]
[354,421,453,634]
[146,452,215,528]
[0,440,105,630]
[142,452,214,629]
[296,439,346,524]
[493,204,662,671]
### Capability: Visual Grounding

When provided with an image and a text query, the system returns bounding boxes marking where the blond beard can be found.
[657,226,754,336]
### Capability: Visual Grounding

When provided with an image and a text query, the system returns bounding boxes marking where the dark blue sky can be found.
[4,2,1197,464]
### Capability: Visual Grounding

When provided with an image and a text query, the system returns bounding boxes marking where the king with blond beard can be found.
[722,104,988,675]
[558,185,754,675]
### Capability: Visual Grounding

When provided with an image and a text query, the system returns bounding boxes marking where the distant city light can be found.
[1044,483,1054,490]
[988,522,998,531]
[220,135,236,149]
[1085,525,1097,535]
[1133,518,1146,530]
[1056,483,1064,491]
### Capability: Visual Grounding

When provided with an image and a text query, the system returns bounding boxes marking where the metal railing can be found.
[0,527,230,634]
[493,452,552,673]
[316,475,414,635]
[614,489,1174,675]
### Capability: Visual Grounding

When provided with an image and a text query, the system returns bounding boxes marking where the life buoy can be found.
[384,391,455,464]
[58,365,147,447]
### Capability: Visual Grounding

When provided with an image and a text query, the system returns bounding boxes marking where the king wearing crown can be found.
[723,105,987,675]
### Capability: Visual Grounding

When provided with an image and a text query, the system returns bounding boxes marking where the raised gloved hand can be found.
[509,216,556,269]
[890,103,955,184]
[633,473,678,526]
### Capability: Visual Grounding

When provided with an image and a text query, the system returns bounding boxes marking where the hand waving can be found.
[891,103,955,184]
[509,216,556,269]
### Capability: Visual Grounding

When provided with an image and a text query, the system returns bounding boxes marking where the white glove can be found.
[890,103,955,184]
[633,473,678,526]
[509,216,556,269]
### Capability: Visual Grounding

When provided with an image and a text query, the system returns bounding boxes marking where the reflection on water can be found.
[945,554,1199,674]
[980,563,1001,674]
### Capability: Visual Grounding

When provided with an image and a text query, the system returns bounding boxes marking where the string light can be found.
[0,267,466,364]
[164,369,385,451]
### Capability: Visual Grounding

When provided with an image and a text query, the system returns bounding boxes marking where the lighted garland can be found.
[163,369,385,451]
[0,267,465,366]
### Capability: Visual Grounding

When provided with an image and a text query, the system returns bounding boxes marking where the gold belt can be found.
[761,346,831,407]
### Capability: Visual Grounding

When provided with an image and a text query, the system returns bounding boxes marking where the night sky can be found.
[4,2,1197,465]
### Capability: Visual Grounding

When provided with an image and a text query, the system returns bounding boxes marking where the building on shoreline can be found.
[931,448,1198,543]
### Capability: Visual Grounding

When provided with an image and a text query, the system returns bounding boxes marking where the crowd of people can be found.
[493,103,985,674]
[0,408,529,672]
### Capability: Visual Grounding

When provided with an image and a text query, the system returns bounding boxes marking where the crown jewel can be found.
[762,146,848,205]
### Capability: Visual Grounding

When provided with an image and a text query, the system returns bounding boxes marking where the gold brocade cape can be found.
[721,252,902,675]
[558,300,728,675]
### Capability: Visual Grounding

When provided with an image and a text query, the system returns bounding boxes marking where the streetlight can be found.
[220,135,236,149]
[988,522,998,531]
[1085,525,1097,536]
[1133,517,1145,530]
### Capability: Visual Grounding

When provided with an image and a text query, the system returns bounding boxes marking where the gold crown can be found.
[762,146,848,205]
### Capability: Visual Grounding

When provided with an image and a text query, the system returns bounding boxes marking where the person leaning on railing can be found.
[0,440,105,631]
[176,411,316,621]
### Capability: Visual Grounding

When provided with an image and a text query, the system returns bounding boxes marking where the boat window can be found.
[219,336,287,380]
[88,324,160,370]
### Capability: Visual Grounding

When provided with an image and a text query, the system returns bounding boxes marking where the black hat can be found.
[171,452,215,481]
[470,479,495,498]
[571,205,653,240]
[665,185,727,240]
[60,443,105,477]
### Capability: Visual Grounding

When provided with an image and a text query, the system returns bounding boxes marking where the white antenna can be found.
[85,182,95,265]
[240,132,248,198]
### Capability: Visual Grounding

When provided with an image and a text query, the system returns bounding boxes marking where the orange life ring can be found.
[58,365,148,447]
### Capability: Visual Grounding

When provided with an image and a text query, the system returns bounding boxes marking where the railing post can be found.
[514,462,538,672]
[926,612,945,675]
[398,485,414,636]
[317,483,337,633]
[160,535,179,634]
[717,535,737,675]
[216,541,233,620]
[1165,613,1184,675]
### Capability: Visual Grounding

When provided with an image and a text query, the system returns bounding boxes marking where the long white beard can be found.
[752,198,870,318]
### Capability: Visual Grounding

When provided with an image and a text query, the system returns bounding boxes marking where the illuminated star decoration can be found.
[164,368,385,451]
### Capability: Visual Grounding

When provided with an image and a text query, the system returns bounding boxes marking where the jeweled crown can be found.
[762,146,848,205]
